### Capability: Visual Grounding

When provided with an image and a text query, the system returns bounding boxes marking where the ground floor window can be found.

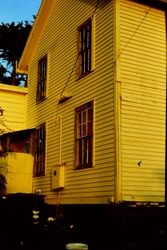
[33,123,46,177]
[75,101,93,169]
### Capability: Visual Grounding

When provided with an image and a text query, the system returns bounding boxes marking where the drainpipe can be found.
[165,11,167,207]
[114,0,121,203]
[57,115,63,165]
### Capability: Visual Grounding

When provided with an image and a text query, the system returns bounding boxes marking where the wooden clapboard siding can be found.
[27,0,115,204]
[119,0,166,202]
[0,84,28,132]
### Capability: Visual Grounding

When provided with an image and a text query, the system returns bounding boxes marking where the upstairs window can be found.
[36,55,47,102]
[33,124,46,177]
[77,19,92,78]
[75,101,93,169]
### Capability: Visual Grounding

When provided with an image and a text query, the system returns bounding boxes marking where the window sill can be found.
[76,70,94,81]
[33,174,45,178]
[36,97,47,104]
[75,164,93,170]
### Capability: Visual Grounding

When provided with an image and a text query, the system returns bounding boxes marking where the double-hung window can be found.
[33,124,46,177]
[36,55,47,102]
[77,19,92,78]
[75,101,93,169]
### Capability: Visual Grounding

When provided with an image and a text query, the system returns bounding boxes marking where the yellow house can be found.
[0,84,33,194]
[0,83,28,132]
[18,0,166,206]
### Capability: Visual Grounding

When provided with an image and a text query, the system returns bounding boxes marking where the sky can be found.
[0,0,42,23]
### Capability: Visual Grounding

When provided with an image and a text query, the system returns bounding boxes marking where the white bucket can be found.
[66,243,88,250]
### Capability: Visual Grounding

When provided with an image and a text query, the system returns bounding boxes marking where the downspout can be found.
[113,0,121,203]
[59,116,63,165]
[56,115,63,217]
[165,11,167,207]
[57,115,63,165]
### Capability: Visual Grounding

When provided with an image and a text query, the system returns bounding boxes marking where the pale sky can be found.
[0,0,42,23]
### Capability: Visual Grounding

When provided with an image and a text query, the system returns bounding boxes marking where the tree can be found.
[0,21,33,86]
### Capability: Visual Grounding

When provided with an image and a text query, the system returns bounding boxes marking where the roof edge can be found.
[18,0,55,72]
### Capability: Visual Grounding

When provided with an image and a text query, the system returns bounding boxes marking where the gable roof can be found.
[18,0,166,73]
[18,0,55,73]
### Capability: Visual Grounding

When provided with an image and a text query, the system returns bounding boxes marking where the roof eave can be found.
[134,0,167,6]
[18,0,55,73]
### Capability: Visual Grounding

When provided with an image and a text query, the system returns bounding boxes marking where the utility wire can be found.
[60,53,80,98]
[113,6,152,64]
[60,0,100,99]
[60,4,151,99]
[91,0,100,19]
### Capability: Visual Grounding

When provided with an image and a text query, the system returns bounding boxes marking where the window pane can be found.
[37,55,47,102]
[75,101,93,168]
[33,124,45,176]
[82,110,87,136]
[84,137,88,164]
[77,112,81,138]
[78,19,92,78]
[79,139,83,166]
[88,136,92,165]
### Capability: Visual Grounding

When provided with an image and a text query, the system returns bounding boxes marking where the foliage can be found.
[0,173,7,196]
[0,107,11,136]
[0,21,33,86]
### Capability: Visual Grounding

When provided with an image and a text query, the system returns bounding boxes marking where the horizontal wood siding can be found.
[0,84,28,132]
[119,0,166,202]
[27,0,115,204]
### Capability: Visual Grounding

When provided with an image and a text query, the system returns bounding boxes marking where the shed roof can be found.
[0,128,35,139]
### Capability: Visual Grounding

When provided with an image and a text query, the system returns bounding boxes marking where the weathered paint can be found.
[119,0,166,202]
